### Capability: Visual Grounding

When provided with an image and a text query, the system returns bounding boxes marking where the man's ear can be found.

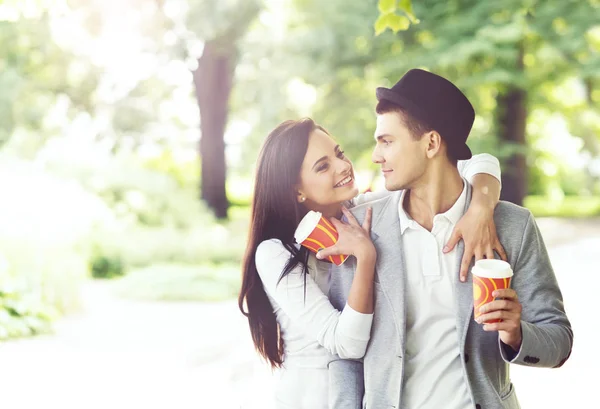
[425,131,443,159]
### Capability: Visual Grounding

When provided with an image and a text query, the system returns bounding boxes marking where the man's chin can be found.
[384,180,402,192]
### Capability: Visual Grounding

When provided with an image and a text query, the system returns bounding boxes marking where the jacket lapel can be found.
[370,191,407,349]
[453,182,475,354]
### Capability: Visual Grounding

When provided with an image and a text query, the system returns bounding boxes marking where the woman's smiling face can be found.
[295,129,358,217]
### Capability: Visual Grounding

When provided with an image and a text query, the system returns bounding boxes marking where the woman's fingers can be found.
[361,207,373,233]
[341,206,359,226]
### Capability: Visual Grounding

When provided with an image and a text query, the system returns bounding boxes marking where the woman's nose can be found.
[336,158,351,174]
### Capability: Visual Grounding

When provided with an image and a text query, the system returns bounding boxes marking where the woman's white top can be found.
[254,154,501,408]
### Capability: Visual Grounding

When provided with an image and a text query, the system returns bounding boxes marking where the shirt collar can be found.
[397,190,414,235]
[398,179,467,235]
[441,180,468,226]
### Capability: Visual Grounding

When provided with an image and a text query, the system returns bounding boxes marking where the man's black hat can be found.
[376,69,474,160]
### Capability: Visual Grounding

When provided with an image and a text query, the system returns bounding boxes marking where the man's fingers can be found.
[361,207,373,232]
[482,319,521,332]
[485,248,495,260]
[492,288,518,300]
[478,299,515,314]
[444,228,462,253]
[459,248,473,282]
[474,249,484,261]
[476,310,518,323]
[495,242,508,261]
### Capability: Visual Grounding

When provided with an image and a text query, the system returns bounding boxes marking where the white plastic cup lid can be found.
[294,211,322,244]
[471,259,513,279]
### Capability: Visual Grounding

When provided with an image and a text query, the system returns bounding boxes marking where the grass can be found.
[524,195,600,218]
[114,263,241,302]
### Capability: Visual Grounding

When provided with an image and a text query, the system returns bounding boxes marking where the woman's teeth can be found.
[335,176,352,188]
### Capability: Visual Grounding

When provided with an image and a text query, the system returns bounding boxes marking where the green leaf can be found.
[389,14,411,32]
[378,0,397,14]
[374,14,390,36]
[399,0,419,23]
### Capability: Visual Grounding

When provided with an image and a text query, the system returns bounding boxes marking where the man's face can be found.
[372,112,428,191]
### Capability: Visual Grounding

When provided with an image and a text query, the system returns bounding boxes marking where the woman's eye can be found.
[317,163,329,172]
[336,150,346,159]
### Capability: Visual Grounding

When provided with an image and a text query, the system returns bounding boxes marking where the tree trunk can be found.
[193,40,234,219]
[497,48,527,206]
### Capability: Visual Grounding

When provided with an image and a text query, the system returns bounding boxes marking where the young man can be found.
[321,69,573,409]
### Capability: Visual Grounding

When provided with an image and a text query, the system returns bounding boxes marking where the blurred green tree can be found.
[282,0,599,204]
[158,0,262,219]
[0,1,100,155]
[371,0,600,204]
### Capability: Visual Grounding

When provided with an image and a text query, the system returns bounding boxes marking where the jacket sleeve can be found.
[327,257,365,409]
[328,358,364,409]
[498,212,573,368]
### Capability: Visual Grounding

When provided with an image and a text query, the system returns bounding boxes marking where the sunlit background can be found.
[0,0,598,408]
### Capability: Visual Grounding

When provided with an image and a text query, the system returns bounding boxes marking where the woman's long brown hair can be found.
[238,118,323,368]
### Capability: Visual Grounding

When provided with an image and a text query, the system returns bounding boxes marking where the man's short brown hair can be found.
[375,99,458,165]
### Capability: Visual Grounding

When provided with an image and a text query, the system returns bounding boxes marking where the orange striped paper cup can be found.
[294,211,348,266]
[472,259,513,323]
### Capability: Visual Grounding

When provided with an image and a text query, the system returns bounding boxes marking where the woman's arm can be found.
[256,239,373,359]
[318,207,376,314]
[449,153,507,281]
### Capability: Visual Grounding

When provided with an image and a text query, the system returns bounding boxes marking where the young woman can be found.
[238,118,504,408]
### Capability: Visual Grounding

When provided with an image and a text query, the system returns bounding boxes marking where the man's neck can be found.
[404,163,464,232]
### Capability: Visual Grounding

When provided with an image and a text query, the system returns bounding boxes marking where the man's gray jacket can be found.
[328,184,573,409]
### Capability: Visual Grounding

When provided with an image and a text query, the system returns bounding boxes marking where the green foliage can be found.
[525,195,600,218]
[375,0,417,35]
[46,156,248,270]
[114,263,241,302]
[0,158,106,320]
[0,11,101,154]
[90,253,124,279]
[0,259,59,340]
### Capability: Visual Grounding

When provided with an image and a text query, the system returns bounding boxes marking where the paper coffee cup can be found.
[472,259,513,323]
[294,211,348,265]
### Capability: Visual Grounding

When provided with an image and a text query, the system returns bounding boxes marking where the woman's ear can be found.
[294,185,306,203]
[425,131,442,159]
[296,190,306,203]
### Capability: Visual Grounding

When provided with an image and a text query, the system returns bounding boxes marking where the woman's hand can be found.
[317,207,375,262]
[443,204,507,282]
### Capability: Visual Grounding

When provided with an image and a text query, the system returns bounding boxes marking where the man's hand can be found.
[475,288,523,352]
[444,204,507,282]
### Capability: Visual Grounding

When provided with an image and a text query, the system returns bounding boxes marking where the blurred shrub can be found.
[0,271,58,340]
[114,263,241,302]
[47,155,249,270]
[89,216,248,269]
[89,252,125,279]
[525,195,600,218]
[0,157,110,321]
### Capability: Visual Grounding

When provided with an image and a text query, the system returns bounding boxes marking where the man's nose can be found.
[372,146,384,164]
